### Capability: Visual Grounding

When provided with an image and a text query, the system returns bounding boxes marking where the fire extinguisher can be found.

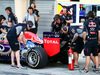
[68,47,74,70]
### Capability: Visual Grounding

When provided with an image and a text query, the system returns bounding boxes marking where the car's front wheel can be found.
[26,47,48,68]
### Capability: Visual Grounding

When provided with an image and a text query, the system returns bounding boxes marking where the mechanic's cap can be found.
[54,14,61,20]
[26,21,33,28]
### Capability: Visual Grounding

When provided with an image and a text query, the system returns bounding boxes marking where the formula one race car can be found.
[0,25,83,68]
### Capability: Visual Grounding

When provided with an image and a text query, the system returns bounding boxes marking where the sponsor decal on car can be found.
[44,39,59,44]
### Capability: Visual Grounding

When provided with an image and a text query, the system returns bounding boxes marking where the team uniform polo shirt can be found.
[23,13,37,28]
[8,13,18,26]
[33,9,40,17]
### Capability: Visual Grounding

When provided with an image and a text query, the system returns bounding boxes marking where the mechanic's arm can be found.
[66,20,73,23]
[37,11,40,22]
[83,22,87,44]
[72,33,78,42]
[37,17,40,22]
[19,32,26,45]
[66,15,73,23]
[0,28,7,34]
[83,31,86,44]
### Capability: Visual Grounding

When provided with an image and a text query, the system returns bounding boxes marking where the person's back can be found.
[83,19,99,39]
[7,23,27,37]
[80,11,100,73]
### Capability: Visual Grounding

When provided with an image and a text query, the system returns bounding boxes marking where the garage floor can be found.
[0,57,99,75]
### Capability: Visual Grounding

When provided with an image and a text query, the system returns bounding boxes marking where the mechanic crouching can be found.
[51,14,69,48]
[61,25,84,69]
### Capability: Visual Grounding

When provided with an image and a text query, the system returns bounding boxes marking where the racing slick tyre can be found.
[26,47,48,68]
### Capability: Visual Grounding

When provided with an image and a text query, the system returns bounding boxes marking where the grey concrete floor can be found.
[0,58,99,75]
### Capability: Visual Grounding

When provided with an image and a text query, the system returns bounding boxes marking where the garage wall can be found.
[31,0,55,38]
[15,0,28,23]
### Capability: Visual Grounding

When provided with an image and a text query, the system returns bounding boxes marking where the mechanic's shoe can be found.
[93,68,100,74]
[79,68,88,73]
[11,65,16,69]
[92,65,100,69]
[98,64,100,69]
[92,65,96,69]
[17,66,27,70]
[74,65,79,70]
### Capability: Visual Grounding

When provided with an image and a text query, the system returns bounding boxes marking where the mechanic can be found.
[61,25,84,69]
[86,12,100,70]
[5,7,18,27]
[23,7,37,34]
[80,11,100,73]
[0,15,7,34]
[60,7,73,27]
[31,3,40,34]
[51,14,69,48]
[51,14,63,33]
[7,21,33,69]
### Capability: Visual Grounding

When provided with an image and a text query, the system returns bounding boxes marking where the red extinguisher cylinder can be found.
[68,47,74,70]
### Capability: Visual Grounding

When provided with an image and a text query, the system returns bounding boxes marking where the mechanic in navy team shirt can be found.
[31,3,40,34]
[7,21,33,69]
[0,15,7,34]
[80,11,100,73]
[51,14,70,48]
[51,14,63,33]
[61,24,84,69]
[60,7,73,27]
[5,7,18,27]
